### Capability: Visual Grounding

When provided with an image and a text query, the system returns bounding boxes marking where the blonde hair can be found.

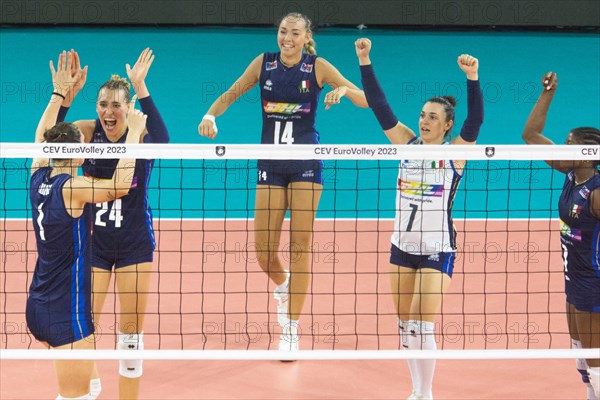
[98,74,131,101]
[279,12,317,55]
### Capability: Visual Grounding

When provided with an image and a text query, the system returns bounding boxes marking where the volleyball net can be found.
[1,143,598,360]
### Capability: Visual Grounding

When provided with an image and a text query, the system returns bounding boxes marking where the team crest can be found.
[216,146,226,157]
[300,63,313,73]
[266,60,278,71]
[485,147,495,157]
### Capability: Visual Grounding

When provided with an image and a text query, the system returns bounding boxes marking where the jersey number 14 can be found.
[274,121,294,144]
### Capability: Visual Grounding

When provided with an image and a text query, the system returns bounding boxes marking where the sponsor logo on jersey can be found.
[579,186,591,199]
[38,182,52,196]
[300,63,313,73]
[302,170,314,178]
[263,101,311,115]
[263,79,273,91]
[398,179,443,197]
[266,60,278,71]
[560,219,582,241]
[299,80,310,93]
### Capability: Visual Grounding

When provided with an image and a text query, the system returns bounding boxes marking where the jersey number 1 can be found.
[95,199,123,228]
[274,121,294,144]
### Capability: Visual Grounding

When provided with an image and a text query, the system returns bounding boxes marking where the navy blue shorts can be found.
[390,244,456,277]
[565,273,600,313]
[257,165,323,187]
[26,297,94,347]
[92,249,154,271]
[256,160,323,187]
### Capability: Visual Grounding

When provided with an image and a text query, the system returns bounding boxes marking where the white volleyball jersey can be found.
[391,139,462,255]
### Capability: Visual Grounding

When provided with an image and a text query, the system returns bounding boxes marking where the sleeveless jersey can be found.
[391,139,462,255]
[29,167,93,339]
[82,120,155,253]
[259,52,322,171]
[558,171,600,279]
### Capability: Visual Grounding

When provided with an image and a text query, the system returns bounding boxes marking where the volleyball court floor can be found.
[0,219,581,399]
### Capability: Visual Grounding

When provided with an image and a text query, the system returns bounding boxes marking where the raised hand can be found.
[65,49,88,105]
[324,86,348,110]
[355,38,372,65]
[541,72,558,92]
[126,48,154,98]
[457,54,479,80]
[126,95,147,138]
[49,50,78,99]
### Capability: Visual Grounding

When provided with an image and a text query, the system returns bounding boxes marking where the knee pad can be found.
[118,332,144,379]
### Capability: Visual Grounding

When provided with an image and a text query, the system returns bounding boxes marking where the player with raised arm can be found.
[28,50,146,399]
[355,38,484,399]
[522,71,600,400]
[55,48,169,399]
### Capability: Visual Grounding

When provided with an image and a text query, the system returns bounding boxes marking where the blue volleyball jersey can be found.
[558,171,600,279]
[259,52,322,171]
[29,167,93,340]
[82,120,155,254]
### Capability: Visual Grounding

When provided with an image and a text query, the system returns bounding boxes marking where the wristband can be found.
[52,92,66,100]
[203,114,218,133]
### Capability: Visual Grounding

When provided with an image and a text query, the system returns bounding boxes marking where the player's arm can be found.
[354,38,416,145]
[55,50,88,121]
[451,54,483,146]
[316,57,368,109]
[64,98,146,215]
[522,72,568,172]
[198,54,263,139]
[32,51,80,172]
[126,48,170,144]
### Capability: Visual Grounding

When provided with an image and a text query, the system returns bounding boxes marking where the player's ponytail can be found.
[304,37,317,55]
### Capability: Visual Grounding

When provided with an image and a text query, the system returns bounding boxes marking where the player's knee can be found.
[118,332,144,379]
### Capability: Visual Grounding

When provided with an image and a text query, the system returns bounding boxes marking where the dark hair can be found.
[277,12,316,55]
[43,122,82,162]
[98,74,131,102]
[44,122,81,144]
[425,96,456,140]
[571,126,600,168]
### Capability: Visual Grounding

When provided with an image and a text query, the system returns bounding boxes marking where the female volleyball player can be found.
[355,38,483,400]
[198,12,368,351]
[57,48,169,399]
[28,50,145,399]
[522,71,600,400]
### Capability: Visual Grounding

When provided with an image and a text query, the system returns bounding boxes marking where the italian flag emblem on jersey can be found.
[571,204,581,215]
[430,160,444,169]
[299,80,310,92]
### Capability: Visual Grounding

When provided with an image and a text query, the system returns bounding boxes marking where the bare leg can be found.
[254,185,288,285]
[116,262,152,400]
